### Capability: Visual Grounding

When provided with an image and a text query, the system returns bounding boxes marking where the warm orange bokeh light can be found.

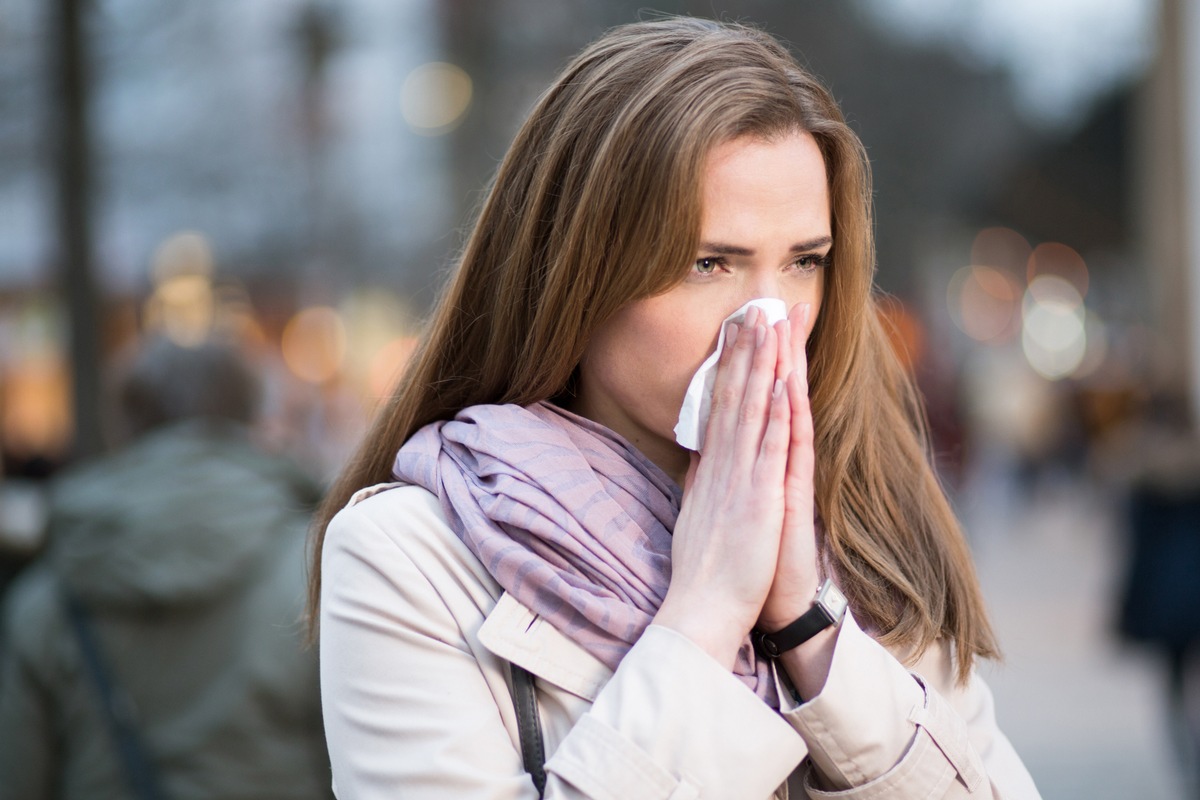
[367,336,420,398]
[142,274,216,346]
[281,306,347,384]
[1027,241,1088,299]
[948,265,1021,343]
[2,354,72,460]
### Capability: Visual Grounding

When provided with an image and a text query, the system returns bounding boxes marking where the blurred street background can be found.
[2,1,1199,797]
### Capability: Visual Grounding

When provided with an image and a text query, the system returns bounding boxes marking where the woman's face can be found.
[574,131,831,483]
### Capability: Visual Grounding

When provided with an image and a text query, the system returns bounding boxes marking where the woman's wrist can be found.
[652,593,750,671]
[777,623,838,701]
[757,574,823,633]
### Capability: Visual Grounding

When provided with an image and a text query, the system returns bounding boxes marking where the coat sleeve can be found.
[319,500,807,800]
[781,615,1042,799]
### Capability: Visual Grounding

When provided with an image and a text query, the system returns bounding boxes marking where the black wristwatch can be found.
[753,579,848,658]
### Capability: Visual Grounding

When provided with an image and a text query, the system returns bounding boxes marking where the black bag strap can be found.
[509,661,546,797]
[62,588,170,800]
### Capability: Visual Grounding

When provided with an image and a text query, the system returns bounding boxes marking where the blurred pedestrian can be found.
[1113,390,1200,797]
[0,335,333,800]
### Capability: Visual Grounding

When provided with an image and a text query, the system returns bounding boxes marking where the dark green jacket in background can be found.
[0,420,333,800]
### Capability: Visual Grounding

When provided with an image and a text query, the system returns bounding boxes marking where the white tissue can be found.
[673,297,789,452]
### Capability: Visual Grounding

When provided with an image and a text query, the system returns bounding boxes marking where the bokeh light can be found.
[947,264,1021,342]
[1026,273,1084,309]
[150,230,214,283]
[1027,241,1089,298]
[955,232,1102,382]
[0,301,71,460]
[144,274,215,347]
[143,230,217,347]
[281,306,347,384]
[337,289,418,399]
[970,226,1032,274]
[1,352,71,460]
[1021,276,1087,379]
[368,336,419,398]
[401,62,473,134]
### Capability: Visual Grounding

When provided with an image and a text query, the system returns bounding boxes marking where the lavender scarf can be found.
[392,401,779,708]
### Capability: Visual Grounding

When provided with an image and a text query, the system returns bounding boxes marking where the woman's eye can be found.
[693,257,720,275]
[795,254,830,272]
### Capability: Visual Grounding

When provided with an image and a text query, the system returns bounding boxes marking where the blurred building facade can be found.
[1146,0,1200,427]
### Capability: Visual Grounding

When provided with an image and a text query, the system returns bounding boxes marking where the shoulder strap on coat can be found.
[63,588,170,800]
[510,661,546,797]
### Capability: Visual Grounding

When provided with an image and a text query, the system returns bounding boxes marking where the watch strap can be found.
[752,579,846,658]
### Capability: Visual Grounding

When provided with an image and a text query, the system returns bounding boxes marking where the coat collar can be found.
[478,593,612,703]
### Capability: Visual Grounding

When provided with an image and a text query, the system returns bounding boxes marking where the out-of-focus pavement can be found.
[961,469,1190,800]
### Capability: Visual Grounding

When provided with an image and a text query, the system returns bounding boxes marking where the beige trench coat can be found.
[319,483,1041,799]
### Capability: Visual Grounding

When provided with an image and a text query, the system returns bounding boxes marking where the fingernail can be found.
[756,323,766,346]
[746,305,760,327]
[727,322,739,346]
[802,304,812,327]
[773,378,784,398]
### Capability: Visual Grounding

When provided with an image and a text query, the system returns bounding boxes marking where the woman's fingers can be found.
[785,370,814,490]
[704,305,777,460]
[756,347,820,633]
[771,302,811,402]
[776,315,794,384]
[757,376,791,479]
[734,318,779,459]
[784,302,815,492]
[701,320,745,453]
[784,303,810,376]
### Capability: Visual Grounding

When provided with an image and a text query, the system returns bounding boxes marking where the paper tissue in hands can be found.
[673,297,789,452]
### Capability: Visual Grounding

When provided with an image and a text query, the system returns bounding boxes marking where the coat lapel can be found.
[478,593,612,703]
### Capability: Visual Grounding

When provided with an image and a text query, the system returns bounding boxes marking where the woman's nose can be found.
[745,271,783,303]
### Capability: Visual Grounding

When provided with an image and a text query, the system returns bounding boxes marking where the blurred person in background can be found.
[1110,388,1200,796]
[0,335,333,800]
[310,18,1039,799]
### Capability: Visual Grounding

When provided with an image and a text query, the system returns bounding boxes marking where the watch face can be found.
[817,581,848,621]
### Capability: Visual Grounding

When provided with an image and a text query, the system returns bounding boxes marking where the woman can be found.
[310,17,1041,799]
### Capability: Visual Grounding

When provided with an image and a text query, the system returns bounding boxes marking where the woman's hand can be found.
[764,302,838,700]
[653,305,791,670]
[758,303,822,631]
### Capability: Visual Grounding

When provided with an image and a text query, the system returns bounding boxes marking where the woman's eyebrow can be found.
[789,236,833,253]
[698,236,833,256]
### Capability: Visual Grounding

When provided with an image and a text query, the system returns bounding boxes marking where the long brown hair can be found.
[308,17,997,681]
